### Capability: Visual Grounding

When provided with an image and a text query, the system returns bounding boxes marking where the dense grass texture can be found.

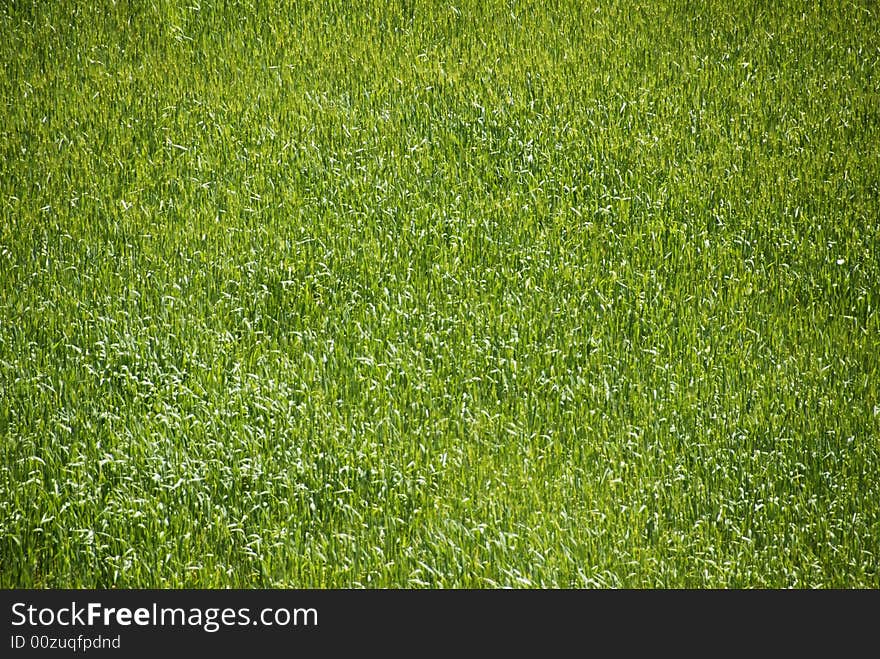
[1,0,879,587]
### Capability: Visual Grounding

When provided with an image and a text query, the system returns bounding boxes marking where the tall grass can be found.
[1,0,878,587]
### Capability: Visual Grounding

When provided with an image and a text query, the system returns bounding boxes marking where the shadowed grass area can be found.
[1,0,878,587]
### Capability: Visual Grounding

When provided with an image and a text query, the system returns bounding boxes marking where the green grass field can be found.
[2,0,879,587]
